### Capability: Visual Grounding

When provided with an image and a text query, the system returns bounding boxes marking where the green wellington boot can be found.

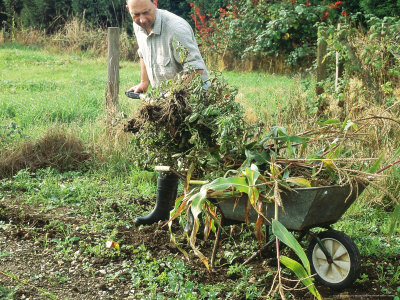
[135,172,178,225]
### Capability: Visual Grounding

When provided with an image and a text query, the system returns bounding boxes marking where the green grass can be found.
[0,43,141,140]
[0,251,12,258]
[1,43,397,248]
[223,71,308,121]
[1,43,399,298]
[335,195,400,258]
[0,284,14,300]
[0,44,313,140]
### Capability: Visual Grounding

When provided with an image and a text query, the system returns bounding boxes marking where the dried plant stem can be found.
[210,225,221,270]
[276,237,287,300]
[276,158,377,162]
[376,159,400,174]
[359,115,400,126]
[264,272,279,299]
[357,176,399,204]
[242,237,275,266]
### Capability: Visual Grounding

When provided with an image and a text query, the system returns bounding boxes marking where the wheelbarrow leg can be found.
[309,232,333,263]
[211,219,222,271]
[242,237,276,266]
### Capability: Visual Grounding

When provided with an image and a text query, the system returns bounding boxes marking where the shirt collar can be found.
[151,9,161,35]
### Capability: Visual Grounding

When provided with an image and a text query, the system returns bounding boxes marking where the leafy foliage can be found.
[316,14,400,105]
[188,0,229,18]
[190,0,351,65]
[360,0,400,18]
[19,0,72,31]
[166,114,399,289]
[157,0,192,27]
[273,219,321,299]
[2,0,130,33]
[126,71,250,178]
[70,0,128,28]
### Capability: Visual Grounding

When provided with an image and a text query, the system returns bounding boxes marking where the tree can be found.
[71,0,128,28]
[188,0,230,17]
[20,0,72,32]
[157,0,192,25]
[1,0,23,30]
[360,0,400,18]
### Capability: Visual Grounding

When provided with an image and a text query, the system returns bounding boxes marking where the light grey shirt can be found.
[133,9,209,88]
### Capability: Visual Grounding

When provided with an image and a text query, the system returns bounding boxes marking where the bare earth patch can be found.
[0,198,398,299]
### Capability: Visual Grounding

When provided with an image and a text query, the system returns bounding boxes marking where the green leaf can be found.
[202,177,248,194]
[244,164,260,205]
[343,120,358,132]
[318,119,341,125]
[287,140,293,158]
[280,256,321,300]
[286,177,312,187]
[272,219,310,273]
[190,189,207,219]
[187,112,199,123]
[271,126,287,137]
[389,203,400,242]
[368,152,385,173]
[244,164,260,185]
[393,145,400,158]
[340,117,358,132]
[340,116,349,132]
[245,149,270,166]
[270,135,309,144]
[282,169,290,179]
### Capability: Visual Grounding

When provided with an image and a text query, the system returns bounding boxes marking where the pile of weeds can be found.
[125,71,251,178]
[0,130,90,179]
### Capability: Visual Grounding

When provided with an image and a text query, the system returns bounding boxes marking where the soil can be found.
[0,198,398,300]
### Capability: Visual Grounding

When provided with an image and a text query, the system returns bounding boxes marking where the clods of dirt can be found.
[0,198,399,299]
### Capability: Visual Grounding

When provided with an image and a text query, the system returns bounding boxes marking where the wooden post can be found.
[316,27,327,96]
[335,23,344,92]
[106,27,120,117]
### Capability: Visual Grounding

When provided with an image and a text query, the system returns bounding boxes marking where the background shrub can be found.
[359,0,400,18]
[20,0,72,32]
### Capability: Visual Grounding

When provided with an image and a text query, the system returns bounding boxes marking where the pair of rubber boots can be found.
[135,172,178,225]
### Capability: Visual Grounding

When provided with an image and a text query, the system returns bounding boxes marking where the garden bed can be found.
[0,196,398,299]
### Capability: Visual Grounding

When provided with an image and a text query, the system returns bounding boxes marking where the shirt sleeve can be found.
[171,23,206,72]
[137,48,143,58]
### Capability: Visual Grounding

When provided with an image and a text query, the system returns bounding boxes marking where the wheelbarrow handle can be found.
[155,166,171,172]
[154,166,209,184]
[155,165,186,180]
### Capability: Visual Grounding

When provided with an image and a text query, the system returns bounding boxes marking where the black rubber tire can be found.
[306,230,361,290]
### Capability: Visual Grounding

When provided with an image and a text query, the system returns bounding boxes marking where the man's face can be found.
[127,0,156,33]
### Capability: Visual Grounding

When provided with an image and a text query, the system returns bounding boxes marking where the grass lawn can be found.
[1,43,399,299]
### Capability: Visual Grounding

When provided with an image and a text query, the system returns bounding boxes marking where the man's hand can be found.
[128,58,151,93]
[128,81,149,93]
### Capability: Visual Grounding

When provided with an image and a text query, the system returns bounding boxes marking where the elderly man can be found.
[126,0,209,93]
[126,0,208,225]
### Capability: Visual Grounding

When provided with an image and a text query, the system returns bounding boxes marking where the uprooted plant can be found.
[124,69,252,178]
[166,116,400,299]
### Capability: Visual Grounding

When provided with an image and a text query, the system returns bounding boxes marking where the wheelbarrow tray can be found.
[215,182,366,231]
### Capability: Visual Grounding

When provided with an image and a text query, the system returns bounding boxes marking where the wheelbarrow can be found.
[211,182,367,290]
[155,166,366,290]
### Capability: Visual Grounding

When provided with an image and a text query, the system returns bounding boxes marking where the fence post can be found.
[316,27,327,96]
[106,27,120,118]
[335,23,344,92]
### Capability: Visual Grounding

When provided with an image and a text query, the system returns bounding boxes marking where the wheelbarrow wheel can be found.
[307,230,361,290]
